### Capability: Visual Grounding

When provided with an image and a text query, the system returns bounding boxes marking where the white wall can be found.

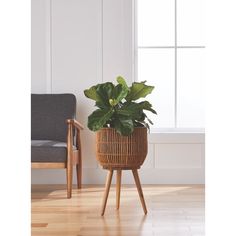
[31,0,205,184]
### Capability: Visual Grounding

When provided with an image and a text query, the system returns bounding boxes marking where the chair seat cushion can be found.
[31,140,76,163]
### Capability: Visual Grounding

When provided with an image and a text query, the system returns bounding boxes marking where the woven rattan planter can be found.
[96,127,148,169]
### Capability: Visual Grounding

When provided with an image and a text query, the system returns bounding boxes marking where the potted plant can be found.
[84,76,157,169]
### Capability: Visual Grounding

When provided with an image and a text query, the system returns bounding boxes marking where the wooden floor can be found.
[32,184,205,236]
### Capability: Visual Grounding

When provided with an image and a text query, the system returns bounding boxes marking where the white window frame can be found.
[132,0,205,134]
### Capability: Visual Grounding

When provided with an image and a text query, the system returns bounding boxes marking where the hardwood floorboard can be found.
[32,185,205,236]
[31,223,48,228]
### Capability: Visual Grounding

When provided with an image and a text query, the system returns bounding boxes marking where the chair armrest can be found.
[66,119,84,130]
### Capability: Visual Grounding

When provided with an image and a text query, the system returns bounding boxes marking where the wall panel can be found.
[31,0,50,93]
[50,0,102,168]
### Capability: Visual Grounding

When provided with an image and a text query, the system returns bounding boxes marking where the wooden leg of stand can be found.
[116,170,122,209]
[132,169,147,214]
[101,169,113,216]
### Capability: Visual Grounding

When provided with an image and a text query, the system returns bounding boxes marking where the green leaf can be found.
[110,76,130,106]
[112,84,129,105]
[116,102,156,128]
[126,81,154,101]
[117,76,129,91]
[116,102,143,120]
[84,76,157,135]
[84,85,110,109]
[95,101,109,109]
[88,108,114,131]
[84,86,102,102]
[142,113,153,125]
[114,116,134,136]
[138,101,157,114]
[146,117,153,125]
[109,99,116,106]
[96,83,114,106]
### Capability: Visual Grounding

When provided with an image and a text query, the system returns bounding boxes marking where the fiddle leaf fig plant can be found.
[84,76,157,136]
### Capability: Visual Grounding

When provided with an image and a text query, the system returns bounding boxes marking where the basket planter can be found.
[84,77,156,215]
[96,127,148,169]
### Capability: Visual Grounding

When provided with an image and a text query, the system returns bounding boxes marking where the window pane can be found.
[177,49,205,128]
[177,0,204,46]
[138,49,175,128]
[138,0,175,46]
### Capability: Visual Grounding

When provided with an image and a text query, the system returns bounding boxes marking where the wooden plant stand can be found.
[101,167,147,216]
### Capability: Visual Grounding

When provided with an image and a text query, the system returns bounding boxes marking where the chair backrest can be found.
[31,94,76,142]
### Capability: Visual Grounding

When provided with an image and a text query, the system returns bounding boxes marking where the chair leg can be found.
[132,169,147,214]
[116,170,122,209]
[76,163,82,189]
[66,165,73,199]
[101,169,113,216]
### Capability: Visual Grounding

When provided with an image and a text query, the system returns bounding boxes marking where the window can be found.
[136,0,205,131]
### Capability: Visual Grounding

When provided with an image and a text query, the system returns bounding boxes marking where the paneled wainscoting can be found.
[32,133,204,184]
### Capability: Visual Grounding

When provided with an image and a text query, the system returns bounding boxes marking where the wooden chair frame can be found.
[31,119,84,198]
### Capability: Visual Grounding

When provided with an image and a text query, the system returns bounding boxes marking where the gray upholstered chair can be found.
[31,94,84,198]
